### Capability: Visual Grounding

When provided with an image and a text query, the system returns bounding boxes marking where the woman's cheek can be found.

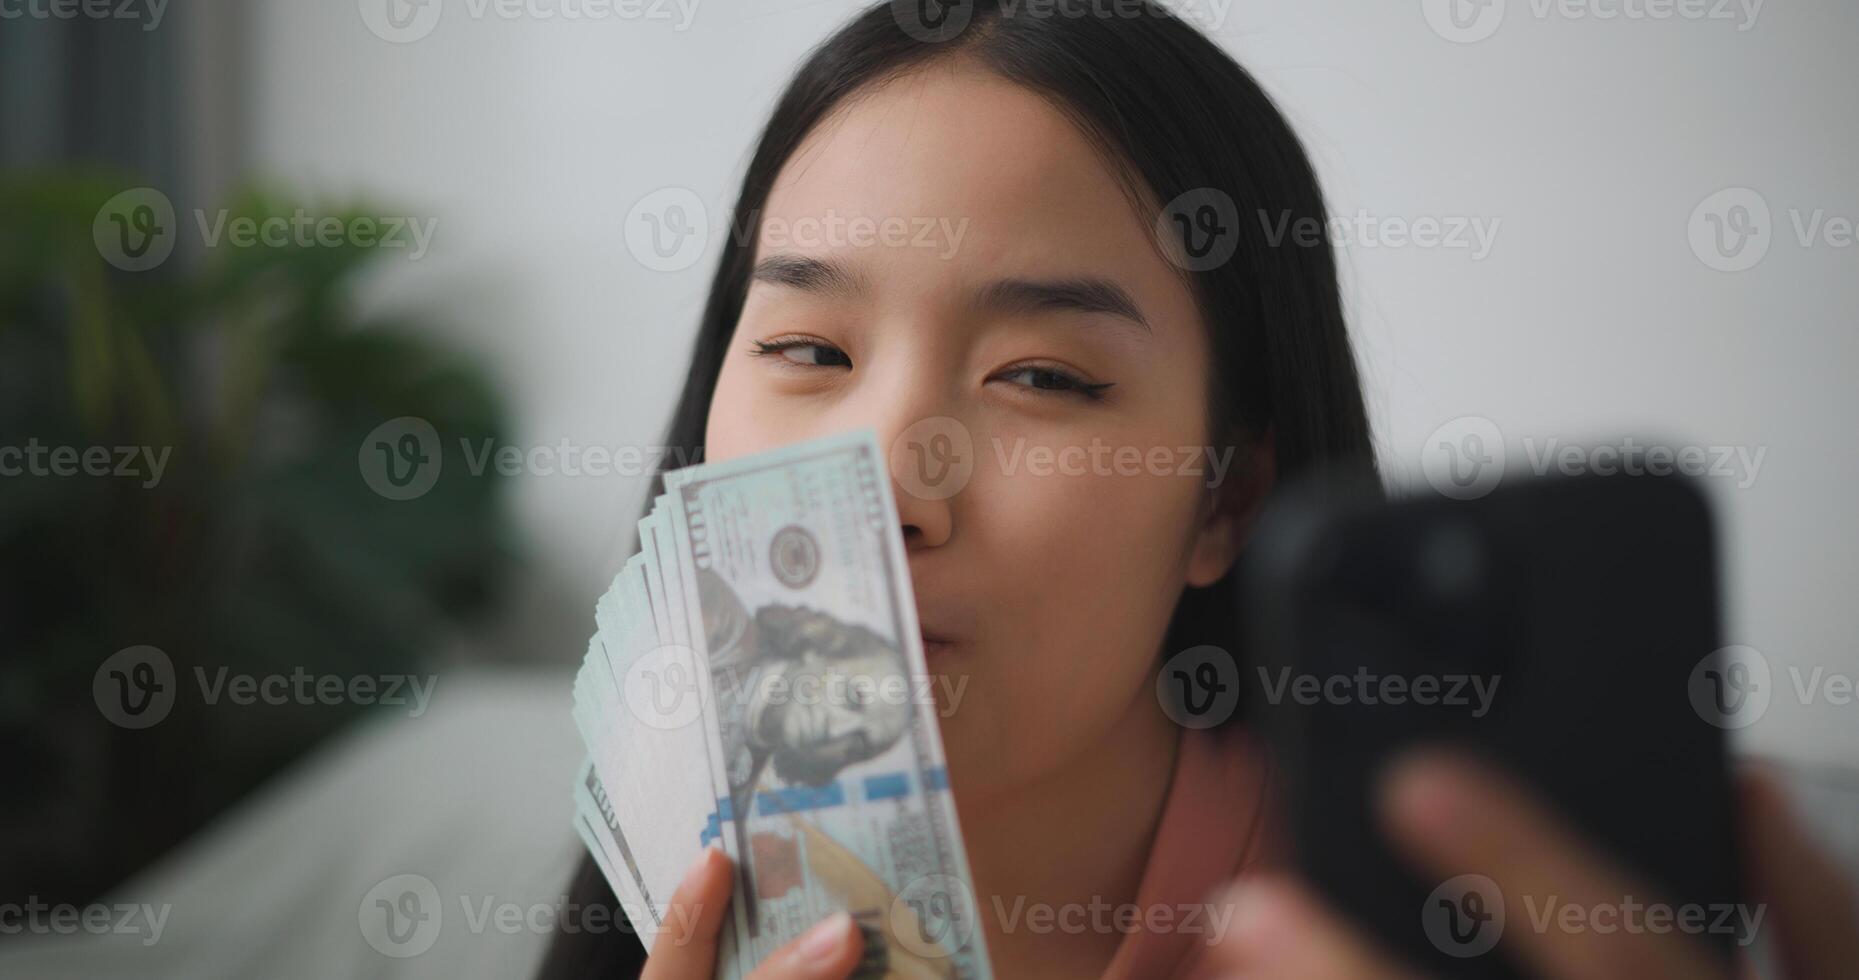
[952,454,1199,769]
[703,357,815,464]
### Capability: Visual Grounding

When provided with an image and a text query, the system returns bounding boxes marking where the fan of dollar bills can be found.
[571,428,994,979]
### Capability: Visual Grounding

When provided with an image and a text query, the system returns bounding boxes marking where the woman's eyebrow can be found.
[973,277,1152,334]
[750,254,1151,335]
[751,254,869,298]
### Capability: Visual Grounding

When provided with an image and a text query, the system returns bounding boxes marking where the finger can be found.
[742,910,864,980]
[1736,763,1859,980]
[1202,874,1425,980]
[1382,750,1727,980]
[643,846,734,980]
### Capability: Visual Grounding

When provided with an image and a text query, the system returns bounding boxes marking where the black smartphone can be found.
[1240,471,1747,978]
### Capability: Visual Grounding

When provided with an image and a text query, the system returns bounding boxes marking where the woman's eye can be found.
[749,339,852,368]
[995,365,1114,401]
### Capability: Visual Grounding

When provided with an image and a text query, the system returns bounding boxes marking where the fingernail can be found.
[1225,879,1299,960]
[677,846,720,897]
[799,911,851,963]
[1384,750,1474,836]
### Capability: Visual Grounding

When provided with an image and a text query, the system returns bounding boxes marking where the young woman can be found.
[541,3,1857,977]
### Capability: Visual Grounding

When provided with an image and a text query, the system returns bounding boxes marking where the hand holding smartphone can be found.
[1240,471,1746,978]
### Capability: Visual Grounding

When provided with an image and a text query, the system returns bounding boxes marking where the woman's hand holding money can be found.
[642,847,865,980]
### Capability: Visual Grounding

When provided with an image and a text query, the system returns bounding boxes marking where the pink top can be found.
[1100,724,1274,980]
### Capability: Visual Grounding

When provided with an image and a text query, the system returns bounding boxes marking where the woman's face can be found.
[704,60,1247,800]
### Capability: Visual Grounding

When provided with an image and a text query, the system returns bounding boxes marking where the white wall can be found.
[247,0,1858,764]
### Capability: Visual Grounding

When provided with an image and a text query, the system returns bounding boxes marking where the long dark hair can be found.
[539,1,1377,974]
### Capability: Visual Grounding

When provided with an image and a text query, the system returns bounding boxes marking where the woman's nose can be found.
[872,412,964,552]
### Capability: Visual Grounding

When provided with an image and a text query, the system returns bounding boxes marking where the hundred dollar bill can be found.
[661,429,992,980]
[572,755,658,946]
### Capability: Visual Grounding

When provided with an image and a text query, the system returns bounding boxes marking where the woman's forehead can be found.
[762,65,1147,251]
[751,64,1197,336]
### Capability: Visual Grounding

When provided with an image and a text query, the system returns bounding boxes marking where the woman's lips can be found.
[913,588,973,658]
[917,618,965,657]
[920,634,957,657]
